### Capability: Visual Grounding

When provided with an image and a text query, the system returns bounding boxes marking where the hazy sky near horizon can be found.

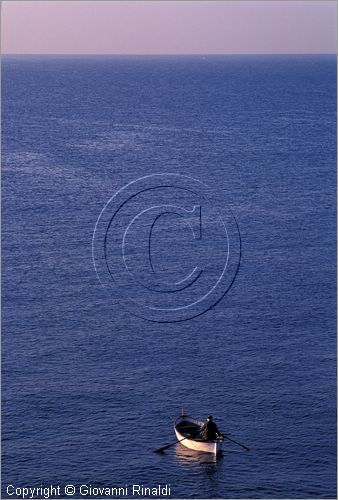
[2,1,336,55]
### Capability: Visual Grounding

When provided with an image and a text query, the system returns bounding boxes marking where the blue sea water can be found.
[2,55,336,499]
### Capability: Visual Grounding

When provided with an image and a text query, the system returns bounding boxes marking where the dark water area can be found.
[2,55,336,498]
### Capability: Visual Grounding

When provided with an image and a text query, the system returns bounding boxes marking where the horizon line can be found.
[2,52,337,56]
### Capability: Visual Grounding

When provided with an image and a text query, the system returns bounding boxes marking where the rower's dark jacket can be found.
[201,420,221,441]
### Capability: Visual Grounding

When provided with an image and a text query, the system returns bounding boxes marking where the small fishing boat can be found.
[174,414,224,456]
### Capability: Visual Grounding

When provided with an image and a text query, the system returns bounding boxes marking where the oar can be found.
[154,435,190,453]
[222,433,250,451]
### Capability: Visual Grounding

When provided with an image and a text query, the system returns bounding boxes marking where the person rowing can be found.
[200,415,224,441]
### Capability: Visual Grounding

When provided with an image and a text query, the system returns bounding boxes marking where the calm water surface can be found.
[2,55,336,498]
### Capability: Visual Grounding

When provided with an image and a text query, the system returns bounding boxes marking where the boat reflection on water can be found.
[174,442,223,466]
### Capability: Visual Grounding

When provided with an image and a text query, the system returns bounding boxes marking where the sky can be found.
[1,0,336,55]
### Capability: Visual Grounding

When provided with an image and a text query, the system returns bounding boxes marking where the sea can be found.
[2,55,336,499]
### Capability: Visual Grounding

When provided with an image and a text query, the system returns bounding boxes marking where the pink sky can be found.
[1,0,336,55]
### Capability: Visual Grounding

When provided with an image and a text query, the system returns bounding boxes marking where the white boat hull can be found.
[174,416,223,455]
